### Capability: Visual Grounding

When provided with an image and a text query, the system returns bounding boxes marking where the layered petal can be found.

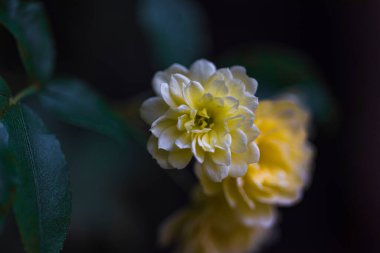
[197,99,314,211]
[152,64,188,95]
[141,59,260,181]
[140,97,168,124]
[159,187,274,253]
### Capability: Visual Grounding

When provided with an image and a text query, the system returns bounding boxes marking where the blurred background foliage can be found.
[0,0,378,252]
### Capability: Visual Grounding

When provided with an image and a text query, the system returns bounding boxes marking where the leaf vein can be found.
[17,105,43,250]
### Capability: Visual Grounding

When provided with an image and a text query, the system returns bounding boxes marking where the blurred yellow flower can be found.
[159,187,273,253]
[197,99,313,215]
[141,59,260,181]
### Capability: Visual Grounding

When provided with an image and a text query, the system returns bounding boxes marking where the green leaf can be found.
[0,0,55,84]
[3,104,71,253]
[287,81,338,127]
[0,78,13,229]
[218,45,337,125]
[137,0,210,68]
[39,78,129,142]
[0,75,11,116]
[0,122,14,230]
[218,46,321,94]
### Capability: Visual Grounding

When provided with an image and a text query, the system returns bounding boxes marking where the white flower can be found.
[141,59,260,181]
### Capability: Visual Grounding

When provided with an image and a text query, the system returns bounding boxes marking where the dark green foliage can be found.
[219,46,337,125]
[0,122,14,230]
[0,0,55,84]
[39,78,129,143]
[3,104,71,253]
[138,0,210,68]
[0,76,11,116]
[0,78,12,231]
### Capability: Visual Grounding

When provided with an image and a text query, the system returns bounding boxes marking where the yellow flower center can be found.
[182,107,215,133]
[195,113,213,130]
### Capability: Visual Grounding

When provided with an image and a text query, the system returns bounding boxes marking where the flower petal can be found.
[246,142,260,164]
[147,136,172,169]
[194,163,222,195]
[222,178,239,207]
[217,68,233,80]
[238,202,277,228]
[175,132,191,149]
[236,177,255,209]
[243,124,260,143]
[151,116,175,138]
[228,157,248,177]
[161,82,177,107]
[168,148,192,169]
[203,157,228,182]
[152,72,169,96]
[158,126,181,151]
[230,129,248,153]
[140,97,168,124]
[192,138,205,163]
[189,59,216,83]
[152,63,188,95]
[211,147,231,166]
[204,79,228,97]
[169,74,190,104]
[183,81,205,107]
[230,65,258,94]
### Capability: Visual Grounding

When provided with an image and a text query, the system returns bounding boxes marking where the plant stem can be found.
[10,85,40,105]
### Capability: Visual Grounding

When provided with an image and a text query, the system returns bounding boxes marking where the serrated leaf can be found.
[3,104,71,253]
[39,78,128,142]
[0,0,55,84]
[138,0,210,68]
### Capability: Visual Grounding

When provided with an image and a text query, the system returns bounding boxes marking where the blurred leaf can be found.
[0,0,55,84]
[3,104,71,253]
[287,82,337,127]
[0,122,13,231]
[138,0,210,67]
[218,46,337,125]
[0,75,11,115]
[0,77,13,230]
[39,78,130,143]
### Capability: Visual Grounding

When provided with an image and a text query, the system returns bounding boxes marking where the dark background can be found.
[1,0,379,252]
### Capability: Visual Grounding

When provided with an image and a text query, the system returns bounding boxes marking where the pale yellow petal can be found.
[169,74,190,104]
[189,59,216,83]
[238,202,277,228]
[147,136,172,169]
[230,65,258,94]
[161,82,177,107]
[175,132,191,149]
[152,63,188,95]
[150,116,175,138]
[210,147,231,166]
[204,79,228,96]
[228,157,248,177]
[230,129,248,154]
[183,81,205,108]
[158,126,181,151]
[168,148,192,169]
[194,162,222,195]
[140,97,168,124]
[203,157,228,182]
[192,138,205,163]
